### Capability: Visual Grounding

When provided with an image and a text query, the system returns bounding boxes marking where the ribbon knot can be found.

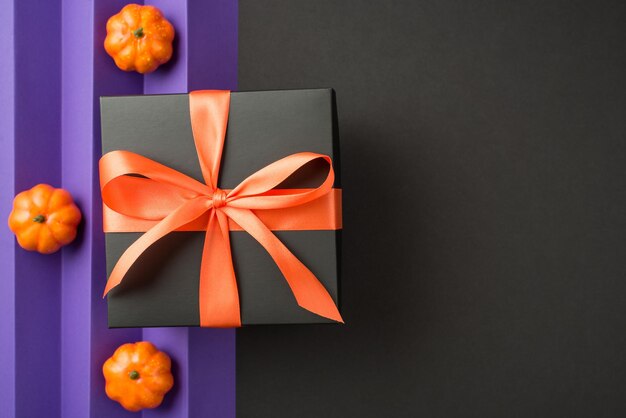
[211,188,227,208]
[99,90,343,327]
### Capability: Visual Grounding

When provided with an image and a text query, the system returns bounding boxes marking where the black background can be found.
[237,1,626,417]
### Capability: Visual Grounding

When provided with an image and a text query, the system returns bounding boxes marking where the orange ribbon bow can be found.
[100,90,343,327]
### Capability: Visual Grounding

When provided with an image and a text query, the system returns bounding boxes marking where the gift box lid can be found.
[100,89,341,327]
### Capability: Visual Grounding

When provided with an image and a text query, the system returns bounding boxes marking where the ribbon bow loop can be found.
[100,90,343,327]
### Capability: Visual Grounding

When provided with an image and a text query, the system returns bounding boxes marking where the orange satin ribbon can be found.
[100,90,343,327]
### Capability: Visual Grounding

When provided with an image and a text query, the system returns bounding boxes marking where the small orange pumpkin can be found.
[103,341,174,412]
[104,4,175,74]
[8,184,82,254]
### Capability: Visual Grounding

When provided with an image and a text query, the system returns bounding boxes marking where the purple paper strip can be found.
[61,0,143,417]
[187,0,238,91]
[0,1,16,416]
[143,1,237,417]
[143,0,188,94]
[1,1,63,417]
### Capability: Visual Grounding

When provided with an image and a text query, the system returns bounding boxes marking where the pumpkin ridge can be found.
[15,223,41,250]
[38,223,60,253]
[33,184,53,214]
[51,204,82,225]
[8,208,31,232]
[47,221,75,245]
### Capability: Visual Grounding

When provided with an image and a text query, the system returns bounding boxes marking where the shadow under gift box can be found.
[100,89,341,327]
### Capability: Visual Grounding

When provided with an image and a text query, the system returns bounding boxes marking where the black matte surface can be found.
[237,1,626,417]
[100,89,340,326]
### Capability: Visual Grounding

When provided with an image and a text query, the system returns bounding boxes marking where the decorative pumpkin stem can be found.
[32,214,46,223]
[129,370,140,380]
[133,27,144,38]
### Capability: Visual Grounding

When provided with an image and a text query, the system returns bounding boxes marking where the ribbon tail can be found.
[103,197,211,296]
[223,207,343,323]
[198,209,242,327]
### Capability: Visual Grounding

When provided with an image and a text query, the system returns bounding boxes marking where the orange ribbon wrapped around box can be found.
[100,90,343,327]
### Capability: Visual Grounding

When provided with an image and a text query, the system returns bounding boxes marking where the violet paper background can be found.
[0,1,237,417]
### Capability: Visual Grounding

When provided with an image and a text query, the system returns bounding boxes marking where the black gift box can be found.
[100,89,341,327]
